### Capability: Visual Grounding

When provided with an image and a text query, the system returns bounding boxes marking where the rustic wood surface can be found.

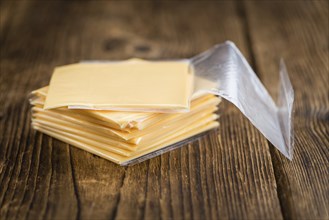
[0,1,328,220]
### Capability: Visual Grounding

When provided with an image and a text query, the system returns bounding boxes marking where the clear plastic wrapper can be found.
[190,41,294,160]
[126,41,294,164]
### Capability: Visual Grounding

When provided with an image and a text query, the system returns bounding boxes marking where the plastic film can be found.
[191,41,294,159]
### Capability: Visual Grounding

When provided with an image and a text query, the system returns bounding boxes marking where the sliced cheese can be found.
[44,59,193,112]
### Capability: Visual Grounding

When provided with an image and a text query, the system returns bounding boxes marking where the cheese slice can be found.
[32,118,219,165]
[44,59,193,112]
[32,107,218,150]
[31,94,220,135]
[31,87,220,130]
[30,79,220,165]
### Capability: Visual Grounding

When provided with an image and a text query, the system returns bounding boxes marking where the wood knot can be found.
[103,38,126,51]
[134,44,151,53]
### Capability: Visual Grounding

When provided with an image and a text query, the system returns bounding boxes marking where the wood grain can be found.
[245,1,329,219]
[0,1,327,220]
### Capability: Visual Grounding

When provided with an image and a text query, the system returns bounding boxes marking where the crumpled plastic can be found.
[191,41,294,160]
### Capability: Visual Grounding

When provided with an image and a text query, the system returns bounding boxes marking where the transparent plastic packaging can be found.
[126,41,294,164]
[193,41,294,160]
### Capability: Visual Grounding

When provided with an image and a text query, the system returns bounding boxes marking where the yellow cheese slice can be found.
[32,119,219,165]
[32,107,218,149]
[44,59,193,112]
[31,87,220,130]
[30,79,220,165]
[31,95,220,138]
[32,112,217,157]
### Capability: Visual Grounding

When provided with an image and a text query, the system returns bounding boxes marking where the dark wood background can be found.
[1,1,328,219]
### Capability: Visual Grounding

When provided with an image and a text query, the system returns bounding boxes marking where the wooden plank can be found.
[1,1,283,219]
[245,1,329,219]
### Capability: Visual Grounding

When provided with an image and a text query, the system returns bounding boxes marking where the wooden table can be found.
[1,1,328,219]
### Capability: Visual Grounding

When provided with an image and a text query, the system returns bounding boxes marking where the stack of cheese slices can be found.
[30,86,221,165]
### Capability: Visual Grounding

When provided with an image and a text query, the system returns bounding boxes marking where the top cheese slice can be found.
[44,59,193,113]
